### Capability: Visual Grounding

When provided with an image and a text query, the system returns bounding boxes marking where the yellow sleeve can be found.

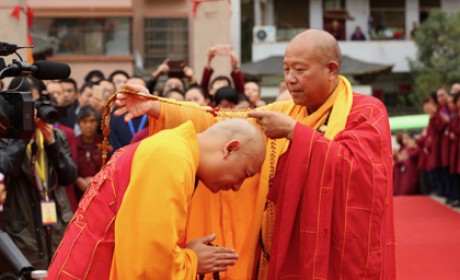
[149,101,216,135]
[110,134,197,280]
[148,99,297,137]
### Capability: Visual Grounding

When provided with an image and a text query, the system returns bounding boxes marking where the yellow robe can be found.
[149,76,353,279]
[111,121,199,279]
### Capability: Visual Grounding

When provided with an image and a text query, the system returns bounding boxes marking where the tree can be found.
[409,9,460,108]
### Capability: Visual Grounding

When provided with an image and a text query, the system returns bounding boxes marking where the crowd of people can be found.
[0,30,398,279]
[393,85,460,207]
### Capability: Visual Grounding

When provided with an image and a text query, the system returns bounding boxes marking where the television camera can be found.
[0,41,71,139]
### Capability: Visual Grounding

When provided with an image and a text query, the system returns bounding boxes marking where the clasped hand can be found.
[186,233,239,274]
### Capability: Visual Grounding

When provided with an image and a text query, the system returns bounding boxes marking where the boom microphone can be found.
[0,60,71,80]
[32,61,71,80]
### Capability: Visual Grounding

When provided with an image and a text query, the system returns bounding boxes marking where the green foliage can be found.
[410,9,460,108]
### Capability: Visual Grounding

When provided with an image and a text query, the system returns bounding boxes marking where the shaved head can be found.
[290,29,342,67]
[206,118,266,156]
[283,29,341,111]
[197,118,266,192]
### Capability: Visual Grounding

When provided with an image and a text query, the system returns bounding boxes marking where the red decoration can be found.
[8,5,34,63]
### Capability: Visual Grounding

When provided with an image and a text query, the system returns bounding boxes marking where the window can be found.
[324,0,345,10]
[420,0,441,22]
[323,0,347,41]
[31,18,131,55]
[274,0,309,41]
[144,18,188,70]
[369,0,405,40]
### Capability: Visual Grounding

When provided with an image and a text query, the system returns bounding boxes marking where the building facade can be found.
[27,0,242,86]
[251,0,460,111]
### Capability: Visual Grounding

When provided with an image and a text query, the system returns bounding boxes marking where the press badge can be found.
[41,200,58,225]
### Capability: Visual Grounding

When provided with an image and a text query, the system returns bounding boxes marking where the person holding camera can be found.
[0,77,77,270]
[200,45,245,106]
[147,59,198,96]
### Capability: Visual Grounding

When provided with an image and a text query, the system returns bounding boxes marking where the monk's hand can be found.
[186,233,239,274]
[248,111,296,140]
[113,83,160,121]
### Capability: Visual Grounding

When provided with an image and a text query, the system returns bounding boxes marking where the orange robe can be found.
[47,122,199,279]
[148,76,387,280]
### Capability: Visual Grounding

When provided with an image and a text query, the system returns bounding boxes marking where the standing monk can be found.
[114,29,395,279]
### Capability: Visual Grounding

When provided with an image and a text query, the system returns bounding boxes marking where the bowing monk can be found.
[47,119,266,279]
[113,28,395,279]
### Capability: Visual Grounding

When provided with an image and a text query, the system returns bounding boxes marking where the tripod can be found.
[0,231,47,280]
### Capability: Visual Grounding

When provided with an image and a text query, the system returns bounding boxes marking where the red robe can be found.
[450,113,460,174]
[424,116,441,171]
[267,95,395,279]
[434,106,450,168]
[393,147,420,195]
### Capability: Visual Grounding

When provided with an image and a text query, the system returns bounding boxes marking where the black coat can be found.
[0,129,77,269]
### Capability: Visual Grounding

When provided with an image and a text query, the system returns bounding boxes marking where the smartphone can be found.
[167,60,185,78]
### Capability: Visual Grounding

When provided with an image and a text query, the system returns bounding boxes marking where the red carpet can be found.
[394,196,460,279]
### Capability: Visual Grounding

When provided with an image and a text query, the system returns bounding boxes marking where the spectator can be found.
[244,81,265,108]
[78,82,94,107]
[147,59,198,95]
[58,78,80,136]
[200,46,245,104]
[214,86,239,109]
[185,86,208,106]
[410,22,418,39]
[164,88,185,101]
[84,70,105,84]
[326,19,345,40]
[75,105,103,201]
[108,70,130,91]
[351,26,366,41]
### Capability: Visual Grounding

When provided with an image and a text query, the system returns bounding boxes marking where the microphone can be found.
[0,60,71,80]
[32,60,71,80]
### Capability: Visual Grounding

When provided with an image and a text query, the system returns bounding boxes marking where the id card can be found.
[41,200,57,225]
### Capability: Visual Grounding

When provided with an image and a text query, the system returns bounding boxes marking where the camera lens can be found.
[37,105,59,124]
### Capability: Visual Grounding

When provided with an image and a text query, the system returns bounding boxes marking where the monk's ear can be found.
[327,60,339,77]
[223,139,241,159]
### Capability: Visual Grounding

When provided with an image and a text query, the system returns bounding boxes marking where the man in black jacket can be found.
[0,80,77,269]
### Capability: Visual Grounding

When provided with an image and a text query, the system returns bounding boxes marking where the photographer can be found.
[147,59,198,96]
[0,77,77,269]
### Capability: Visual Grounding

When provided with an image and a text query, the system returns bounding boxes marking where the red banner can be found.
[9,5,34,63]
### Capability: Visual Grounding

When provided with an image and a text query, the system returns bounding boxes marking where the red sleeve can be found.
[231,69,245,94]
[200,67,214,98]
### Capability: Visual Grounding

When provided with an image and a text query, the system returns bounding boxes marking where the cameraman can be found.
[0,77,77,269]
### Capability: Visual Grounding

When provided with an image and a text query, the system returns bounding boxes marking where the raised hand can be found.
[186,233,239,274]
[113,83,160,121]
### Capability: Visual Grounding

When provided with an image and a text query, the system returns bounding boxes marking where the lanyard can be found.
[33,131,47,185]
[128,115,147,136]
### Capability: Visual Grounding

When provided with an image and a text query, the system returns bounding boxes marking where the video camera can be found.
[0,42,71,139]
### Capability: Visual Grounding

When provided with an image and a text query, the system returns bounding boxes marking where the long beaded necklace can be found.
[257,139,278,279]
[99,89,253,167]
